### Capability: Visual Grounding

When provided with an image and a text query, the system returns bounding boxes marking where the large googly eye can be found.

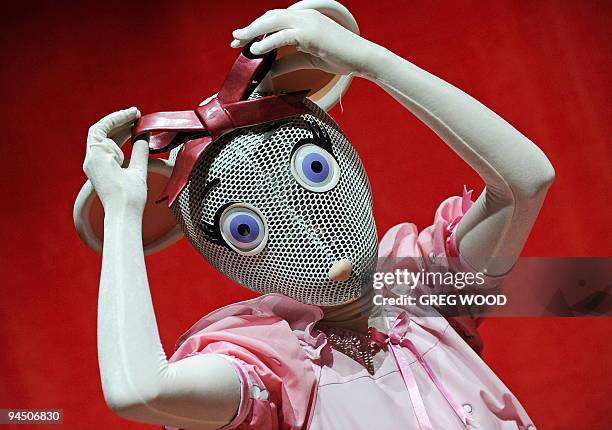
[291,144,340,192]
[219,203,268,255]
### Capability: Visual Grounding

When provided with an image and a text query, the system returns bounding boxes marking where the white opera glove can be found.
[231,2,555,276]
[231,4,377,77]
[85,109,241,429]
[83,107,148,213]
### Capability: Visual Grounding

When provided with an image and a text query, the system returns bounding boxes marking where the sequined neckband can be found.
[315,323,382,375]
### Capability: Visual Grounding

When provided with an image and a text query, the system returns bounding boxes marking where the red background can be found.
[1,1,610,428]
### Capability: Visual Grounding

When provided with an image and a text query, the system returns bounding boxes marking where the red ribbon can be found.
[130,42,310,206]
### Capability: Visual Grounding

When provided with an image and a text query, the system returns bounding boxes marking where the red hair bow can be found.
[131,42,310,206]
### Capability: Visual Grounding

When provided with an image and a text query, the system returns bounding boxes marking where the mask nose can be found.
[328,259,352,282]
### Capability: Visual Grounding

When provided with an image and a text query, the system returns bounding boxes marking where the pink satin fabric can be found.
[370,312,471,430]
[167,295,322,430]
[165,189,535,430]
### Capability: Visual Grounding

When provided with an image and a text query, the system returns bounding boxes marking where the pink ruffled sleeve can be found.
[167,305,318,430]
[378,186,494,353]
[379,187,466,258]
[378,186,498,279]
[419,185,474,266]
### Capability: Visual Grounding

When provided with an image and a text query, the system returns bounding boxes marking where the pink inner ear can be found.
[88,171,178,247]
[272,45,338,102]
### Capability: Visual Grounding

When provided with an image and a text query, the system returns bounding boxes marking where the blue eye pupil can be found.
[237,224,250,236]
[229,214,260,243]
[302,153,330,183]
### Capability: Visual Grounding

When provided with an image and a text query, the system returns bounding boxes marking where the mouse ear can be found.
[271,0,359,112]
[73,157,184,255]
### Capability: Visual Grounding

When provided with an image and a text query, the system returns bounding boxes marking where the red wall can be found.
[1,1,610,428]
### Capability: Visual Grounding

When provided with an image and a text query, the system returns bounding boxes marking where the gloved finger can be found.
[88,107,139,143]
[108,121,133,147]
[128,138,149,179]
[88,139,125,166]
[232,10,295,43]
[271,51,320,77]
[250,29,300,55]
[230,39,244,48]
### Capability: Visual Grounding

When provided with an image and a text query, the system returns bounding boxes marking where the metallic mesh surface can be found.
[170,96,378,305]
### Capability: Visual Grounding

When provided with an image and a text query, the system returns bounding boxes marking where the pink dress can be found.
[168,189,535,430]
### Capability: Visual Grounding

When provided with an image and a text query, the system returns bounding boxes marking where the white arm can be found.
[232,3,555,276]
[85,108,240,430]
[361,47,555,275]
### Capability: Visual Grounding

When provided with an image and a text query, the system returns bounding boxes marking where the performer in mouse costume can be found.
[74,1,553,429]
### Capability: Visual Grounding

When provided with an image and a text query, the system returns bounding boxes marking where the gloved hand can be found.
[83,107,149,213]
[231,5,377,78]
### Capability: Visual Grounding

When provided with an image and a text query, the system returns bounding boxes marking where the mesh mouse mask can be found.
[128,45,378,305]
[169,98,378,305]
